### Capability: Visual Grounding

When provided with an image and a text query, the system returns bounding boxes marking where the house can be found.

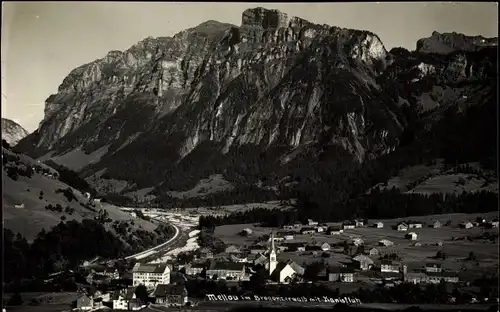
[427,272,459,284]
[130,212,137,219]
[103,267,120,280]
[408,221,423,229]
[327,226,343,235]
[412,242,422,247]
[328,267,355,283]
[270,261,298,283]
[300,227,316,235]
[378,239,394,247]
[74,294,93,310]
[292,223,303,229]
[380,260,400,273]
[128,298,146,311]
[154,284,188,307]
[320,242,331,251]
[230,254,248,263]
[460,221,474,229]
[373,222,384,228]
[352,255,374,271]
[184,263,205,276]
[198,248,214,259]
[316,226,325,233]
[112,287,136,310]
[240,228,253,236]
[352,238,364,246]
[132,263,170,288]
[368,248,379,256]
[487,219,499,228]
[432,220,442,228]
[250,246,267,254]
[342,221,356,230]
[225,245,241,254]
[14,203,25,209]
[425,263,442,273]
[283,225,295,230]
[254,253,268,266]
[396,222,408,231]
[355,220,364,227]
[436,241,443,246]
[285,259,305,276]
[284,234,294,240]
[405,272,428,284]
[206,261,245,281]
[307,219,318,226]
[405,232,418,240]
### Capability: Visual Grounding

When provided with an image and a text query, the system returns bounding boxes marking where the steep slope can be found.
[2,118,29,146]
[15,8,497,203]
[2,147,164,242]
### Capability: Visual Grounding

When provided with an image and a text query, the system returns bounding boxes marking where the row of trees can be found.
[199,189,498,227]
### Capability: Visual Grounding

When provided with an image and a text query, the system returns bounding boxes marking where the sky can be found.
[1,2,498,133]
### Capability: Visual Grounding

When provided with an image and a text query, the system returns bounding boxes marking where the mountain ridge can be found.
[2,118,29,146]
[14,7,497,204]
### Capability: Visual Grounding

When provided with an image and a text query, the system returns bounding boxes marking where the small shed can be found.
[406,232,418,240]
[432,220,442,228]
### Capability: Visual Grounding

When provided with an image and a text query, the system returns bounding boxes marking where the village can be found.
[23,211,497,311]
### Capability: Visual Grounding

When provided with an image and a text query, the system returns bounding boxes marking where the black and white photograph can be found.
[1,2,498,312]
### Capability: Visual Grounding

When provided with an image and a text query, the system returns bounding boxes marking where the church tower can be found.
[269,231,277,275]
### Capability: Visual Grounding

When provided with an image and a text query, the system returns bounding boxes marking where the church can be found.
[265,232,305,283]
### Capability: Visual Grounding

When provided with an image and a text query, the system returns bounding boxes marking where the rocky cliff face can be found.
[416,31,497,54]
[16,8,498,195]
[2,118,29,146]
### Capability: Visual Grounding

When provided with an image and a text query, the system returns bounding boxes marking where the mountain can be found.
[15,8,498,206]
[2,118,29,146]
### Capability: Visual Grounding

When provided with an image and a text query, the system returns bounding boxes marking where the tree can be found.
[467,251,476,261]
[134,284,149,303]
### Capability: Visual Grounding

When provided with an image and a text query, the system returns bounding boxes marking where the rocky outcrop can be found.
[15,8,497,193]
[2,118,29,146]
[416,31,497,54]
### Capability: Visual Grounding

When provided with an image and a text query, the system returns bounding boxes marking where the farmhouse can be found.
[300,227,316,235]
[132,263,170,288]
[425,263,442,273]
[184,263,205,276]
[369,248,379,256]
[354,220,364,227]
[408,221,423,229]
[153,284,188,307]
[460,221,474,229]
[111,287,136,310]
[250,245,267,254]
[396,222,409,231]
[378,239,394,247]
[74,293,93,311]
[405,232,418,240]
[327,226,343,235]
[427,272,459,284]
[198,248,213,259]
[487,219,499,228]
[206,261,245,281]
[284,234,294,240]
[373,222,384,228]
[282,225,295,230]
[432,220,442,228]
[328,267,355,283]
[316,226,325,233]
[342,221,356,230]
[381,260,400,273]
[283,242,307,252]
[405,272,428,284]
[320,242,331,251]
[307,219,318,226]
[352,255,374,271]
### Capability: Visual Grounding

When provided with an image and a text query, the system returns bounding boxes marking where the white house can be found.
[406,232,418,240]
[342,221,356,230]
[460,222,474,229]
[369,248,379,256]
[307,219,318,226]
[111,287,136,310]
[432,220,442,228]
[352,254,374,271]
[409,222,423,229]
[130,212,137,219]
[320,242,331,251]
[206,261,245,281]
[381,260,400,273]
[14,203,25,209]
[352,238,364,246]
[373,222,384,228]
[132,263,170,289]
[284,235,294,240]
[378,239,394,247]
[327,226,343,235]
[397,222,409,231]
[355,220,364,227]
[316,226,325,233]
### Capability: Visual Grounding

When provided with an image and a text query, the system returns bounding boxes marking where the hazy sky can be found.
[1,2,498,132]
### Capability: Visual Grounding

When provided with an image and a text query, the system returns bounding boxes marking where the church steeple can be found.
[269,231,277,275]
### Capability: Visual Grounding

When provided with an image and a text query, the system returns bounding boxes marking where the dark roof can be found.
[124,287,136,300]
[300,227,316,231]
[427,271,459,278]
[328,267,355,274]
[208,261,245,271]
[343,221,356,225]
[270,262,289,280]
[132,263,168,274]
[381,259,395,265]
[327,226,342,231]
[154,284,187,297]
[425,263,442,268]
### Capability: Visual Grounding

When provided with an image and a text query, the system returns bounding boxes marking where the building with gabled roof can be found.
[111,286,136,310]
[132,263,170,288]
[154,284,188,307]
[206,261,245,281]
[352,254,374,271]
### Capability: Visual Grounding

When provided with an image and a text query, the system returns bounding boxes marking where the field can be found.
[168,174,234,199]
[2,149,158,241]
[214,211,499,280]
[183,200,292,215]
[38,145,110,171]
[369,160,498,195]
